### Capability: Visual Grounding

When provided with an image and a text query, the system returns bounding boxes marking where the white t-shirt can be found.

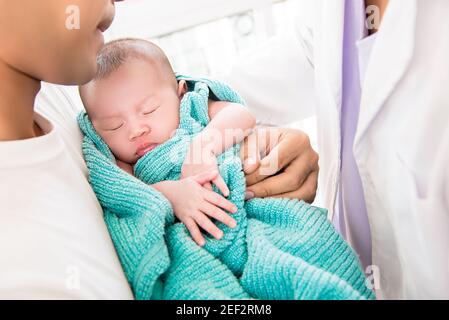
[0,83,133,299]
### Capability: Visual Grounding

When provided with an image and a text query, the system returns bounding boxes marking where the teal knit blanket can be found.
[77,75,374,300]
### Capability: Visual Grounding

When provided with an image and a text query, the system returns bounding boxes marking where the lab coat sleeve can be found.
[218,16,316,126]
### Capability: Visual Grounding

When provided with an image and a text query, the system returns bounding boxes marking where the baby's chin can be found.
[111,152,135,166]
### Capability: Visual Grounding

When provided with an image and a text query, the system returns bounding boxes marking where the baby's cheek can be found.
[105,135,134,162]
[167,113,181,137]
[164,123,179,142]
[151,121,175,142]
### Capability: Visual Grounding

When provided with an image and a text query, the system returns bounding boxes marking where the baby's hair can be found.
[92,37,177,86]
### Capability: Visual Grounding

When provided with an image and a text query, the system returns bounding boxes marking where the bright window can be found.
[105,0,301,76]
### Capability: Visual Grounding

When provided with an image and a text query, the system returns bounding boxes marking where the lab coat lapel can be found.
[314,0,345,220]
[355,0,418,149]
[317,0,345,113]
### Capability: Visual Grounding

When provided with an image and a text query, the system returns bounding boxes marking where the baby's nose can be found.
[130,126,150,140]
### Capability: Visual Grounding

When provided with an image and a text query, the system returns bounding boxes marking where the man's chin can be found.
[71,65,96,86]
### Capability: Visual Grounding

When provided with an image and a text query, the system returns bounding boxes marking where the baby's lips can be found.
[136,143,158,157]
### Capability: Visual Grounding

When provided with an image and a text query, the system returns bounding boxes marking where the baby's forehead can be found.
[105,58,175,89]
[82,59,163,93]
[81,73,174,119]
[115,57,166,80]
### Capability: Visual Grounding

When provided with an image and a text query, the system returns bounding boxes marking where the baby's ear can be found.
[177,80,187,99]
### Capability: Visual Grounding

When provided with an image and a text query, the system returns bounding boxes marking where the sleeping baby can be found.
[77,38,374,300]
[79,38,256,247]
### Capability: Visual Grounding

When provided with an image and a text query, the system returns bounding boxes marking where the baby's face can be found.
[82,59,183,164]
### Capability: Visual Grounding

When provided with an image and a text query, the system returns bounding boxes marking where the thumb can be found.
[243,156,260,175]
[240,133,261,174]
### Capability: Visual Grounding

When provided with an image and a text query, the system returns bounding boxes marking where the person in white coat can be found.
[222,0,449,299]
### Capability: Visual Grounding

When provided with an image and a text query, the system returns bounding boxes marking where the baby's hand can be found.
[154,171,237,246]
[181,141,229,196]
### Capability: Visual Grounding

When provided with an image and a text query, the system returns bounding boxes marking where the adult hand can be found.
[240,127,319,203]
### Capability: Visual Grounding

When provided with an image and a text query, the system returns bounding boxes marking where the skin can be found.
[0,0,118,141]
[0,0,323,247]
[241,128,320,202]
[81,58,183,165]
[365,0,389,34]
[154,171,238,246]
[80,58,256,245]
[81,57,256,168]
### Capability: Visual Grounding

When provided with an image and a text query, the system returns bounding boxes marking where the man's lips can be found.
[97,11,114,33]
[136,143,159,157]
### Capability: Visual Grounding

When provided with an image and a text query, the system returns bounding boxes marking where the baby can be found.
[78,39,374,300]
[79,38,256,247]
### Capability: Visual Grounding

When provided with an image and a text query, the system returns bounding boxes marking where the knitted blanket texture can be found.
[77,76,374,300]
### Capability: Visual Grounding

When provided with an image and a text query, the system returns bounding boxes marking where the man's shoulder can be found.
[36,82,84,124]
[35,82,87,171]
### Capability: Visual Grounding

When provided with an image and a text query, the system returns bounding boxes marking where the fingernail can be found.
[217,232,223,239]
[199,240,206,246]
[230,220,237,228]
[245,191,255,200]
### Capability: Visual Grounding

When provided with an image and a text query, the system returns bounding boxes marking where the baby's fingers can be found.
[192,171,218,185]
[205,190,238,214]
[184,217,206,246]
[204,182,213,191]
[213,174,230,197]
[195,213,224,240]
[201,202,237,229]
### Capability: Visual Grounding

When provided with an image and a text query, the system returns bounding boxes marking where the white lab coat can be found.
[222,0,449,299]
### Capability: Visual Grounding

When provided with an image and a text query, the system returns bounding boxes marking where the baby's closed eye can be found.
[93,120,124,132]
[106,123,124,131]
[143,106,160,115]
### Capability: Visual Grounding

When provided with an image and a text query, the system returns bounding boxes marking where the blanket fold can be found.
[78,75,375,300]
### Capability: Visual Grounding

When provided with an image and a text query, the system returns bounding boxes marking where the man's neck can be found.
[0,60,43,141]
[365,0,389,34]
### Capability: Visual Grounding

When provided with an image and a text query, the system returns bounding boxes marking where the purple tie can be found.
[336,0,372,269]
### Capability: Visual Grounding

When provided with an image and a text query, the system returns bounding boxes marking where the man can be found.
[223,0,449,299]
[0,0,318,298]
